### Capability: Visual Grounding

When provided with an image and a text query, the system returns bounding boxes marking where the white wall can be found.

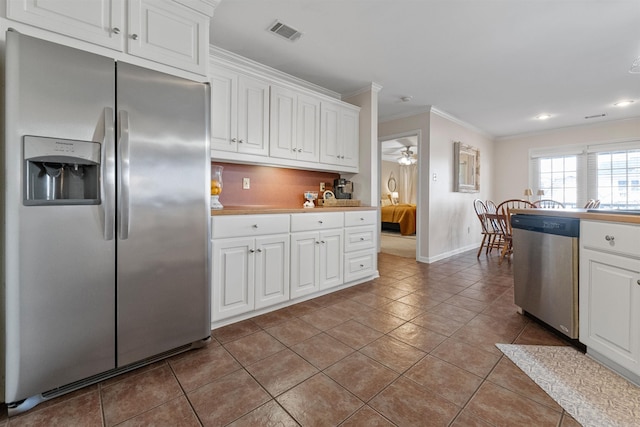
[494,117,640,203]
[428,111,494,261]
[344,84,381,207]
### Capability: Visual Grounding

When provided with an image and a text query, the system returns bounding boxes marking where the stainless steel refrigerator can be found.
[3,31,211,414]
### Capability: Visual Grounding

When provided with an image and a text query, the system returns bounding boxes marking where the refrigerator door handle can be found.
[102,107,115,241]
[118,110,131,240]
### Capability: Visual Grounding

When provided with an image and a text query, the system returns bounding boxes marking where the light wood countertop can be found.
[511,208,640,224]
[211,205,378,216]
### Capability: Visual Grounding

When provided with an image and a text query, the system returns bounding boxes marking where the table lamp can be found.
[524,188,533,201]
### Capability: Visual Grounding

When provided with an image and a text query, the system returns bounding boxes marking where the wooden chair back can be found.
[533,199,565,209]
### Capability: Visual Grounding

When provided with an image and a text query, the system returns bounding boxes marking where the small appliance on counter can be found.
[334,178,353,199]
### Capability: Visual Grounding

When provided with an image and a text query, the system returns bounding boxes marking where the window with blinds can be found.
[529,140,640,209]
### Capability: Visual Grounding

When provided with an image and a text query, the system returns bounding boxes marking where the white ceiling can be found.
[209,0,640,139]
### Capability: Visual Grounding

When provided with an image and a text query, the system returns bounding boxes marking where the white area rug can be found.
[497,344,640,427]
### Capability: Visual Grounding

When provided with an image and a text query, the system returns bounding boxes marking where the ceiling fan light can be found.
[536,113,552,120]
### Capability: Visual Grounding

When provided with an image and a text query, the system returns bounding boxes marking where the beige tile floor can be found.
[0,251,582,426]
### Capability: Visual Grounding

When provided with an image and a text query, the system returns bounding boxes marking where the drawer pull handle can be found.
[605,235,615,241]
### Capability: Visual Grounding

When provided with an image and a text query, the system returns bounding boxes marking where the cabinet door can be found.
[7,0,124,50]
[296,93,321,162]
[269,85,297,160]
[340,108,359,168]
[210,68,238,152]
[319,229,343,290]
[237,75,270,156]
[128,0,208,75]
[580,248,640,372]
[211,238,254,320]
[319,101,340,165]
[290,232,320,299]
[255,234,290,309]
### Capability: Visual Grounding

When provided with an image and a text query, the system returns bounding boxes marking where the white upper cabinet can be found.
[320,100,359,169]
[210,66,269,155]
[128,0,209,75]
[7,0,125,50]
[270,85,320,162]
[6,0,213,75]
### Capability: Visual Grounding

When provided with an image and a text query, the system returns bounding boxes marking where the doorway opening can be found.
[379,132,420,259]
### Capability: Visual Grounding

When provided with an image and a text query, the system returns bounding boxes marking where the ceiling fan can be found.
[398,147,417,165]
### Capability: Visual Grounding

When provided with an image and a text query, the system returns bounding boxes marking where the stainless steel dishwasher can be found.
[512,214,580,339]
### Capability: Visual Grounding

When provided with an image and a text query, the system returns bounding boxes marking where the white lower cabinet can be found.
[211,210,377,325]
[343,211,377,282]
[580,220,640,376]
[290,212,344,298]
[211,215,289,321]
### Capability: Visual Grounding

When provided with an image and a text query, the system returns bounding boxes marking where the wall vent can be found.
[268,20,303,42]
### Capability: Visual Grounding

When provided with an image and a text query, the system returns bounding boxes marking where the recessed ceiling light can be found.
[536,114,552,120]
[614,100,634,107]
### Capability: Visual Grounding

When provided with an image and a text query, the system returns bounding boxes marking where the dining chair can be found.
[473,199,503,257]
[532,199,565,208]
[495,199,536,264]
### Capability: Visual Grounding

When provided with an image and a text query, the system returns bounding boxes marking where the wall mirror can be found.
[454,141,480,192]
[387,172,397,192]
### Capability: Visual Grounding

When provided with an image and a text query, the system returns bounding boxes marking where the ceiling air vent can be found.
[268,20,303,42]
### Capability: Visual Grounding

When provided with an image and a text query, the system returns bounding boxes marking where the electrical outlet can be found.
[242,177,250,189]
[320,182,325,192]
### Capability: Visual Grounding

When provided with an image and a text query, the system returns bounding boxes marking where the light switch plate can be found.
[243,178,250,189]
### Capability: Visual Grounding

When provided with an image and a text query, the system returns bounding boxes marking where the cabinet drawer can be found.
[581,220,640,257]
[344,225,376,252]
[212,214,290,239]
[344,210,377,227]
[344,249,376,282]
[291,212,344,232]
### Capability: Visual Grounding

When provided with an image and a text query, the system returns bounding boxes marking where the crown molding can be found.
[430,107,493,139]
[342,82,383,100]
[379,106,433,124]
[209,45,341,99]
[495,115,640,141]
[175,0,219,16]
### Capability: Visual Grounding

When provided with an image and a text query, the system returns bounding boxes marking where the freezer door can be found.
[4,31,116,402]
[116,62,211,366]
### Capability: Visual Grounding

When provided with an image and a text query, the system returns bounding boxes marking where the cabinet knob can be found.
[360,237,365,241]
[359,264,364,268]
[112,27,121,34]
[318,220,323,224]
[131,33,139,40]
[315,241,320,245]
[252,224,258,228]
[238,139,244,143]
[321,240,325,244]
[360,217,364,221]
[605,235,615,242]
[298,148,303,152]
[637,280,640,286]
[231,137,237,143]
[249,249,255,253]
[256,248,262,253]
